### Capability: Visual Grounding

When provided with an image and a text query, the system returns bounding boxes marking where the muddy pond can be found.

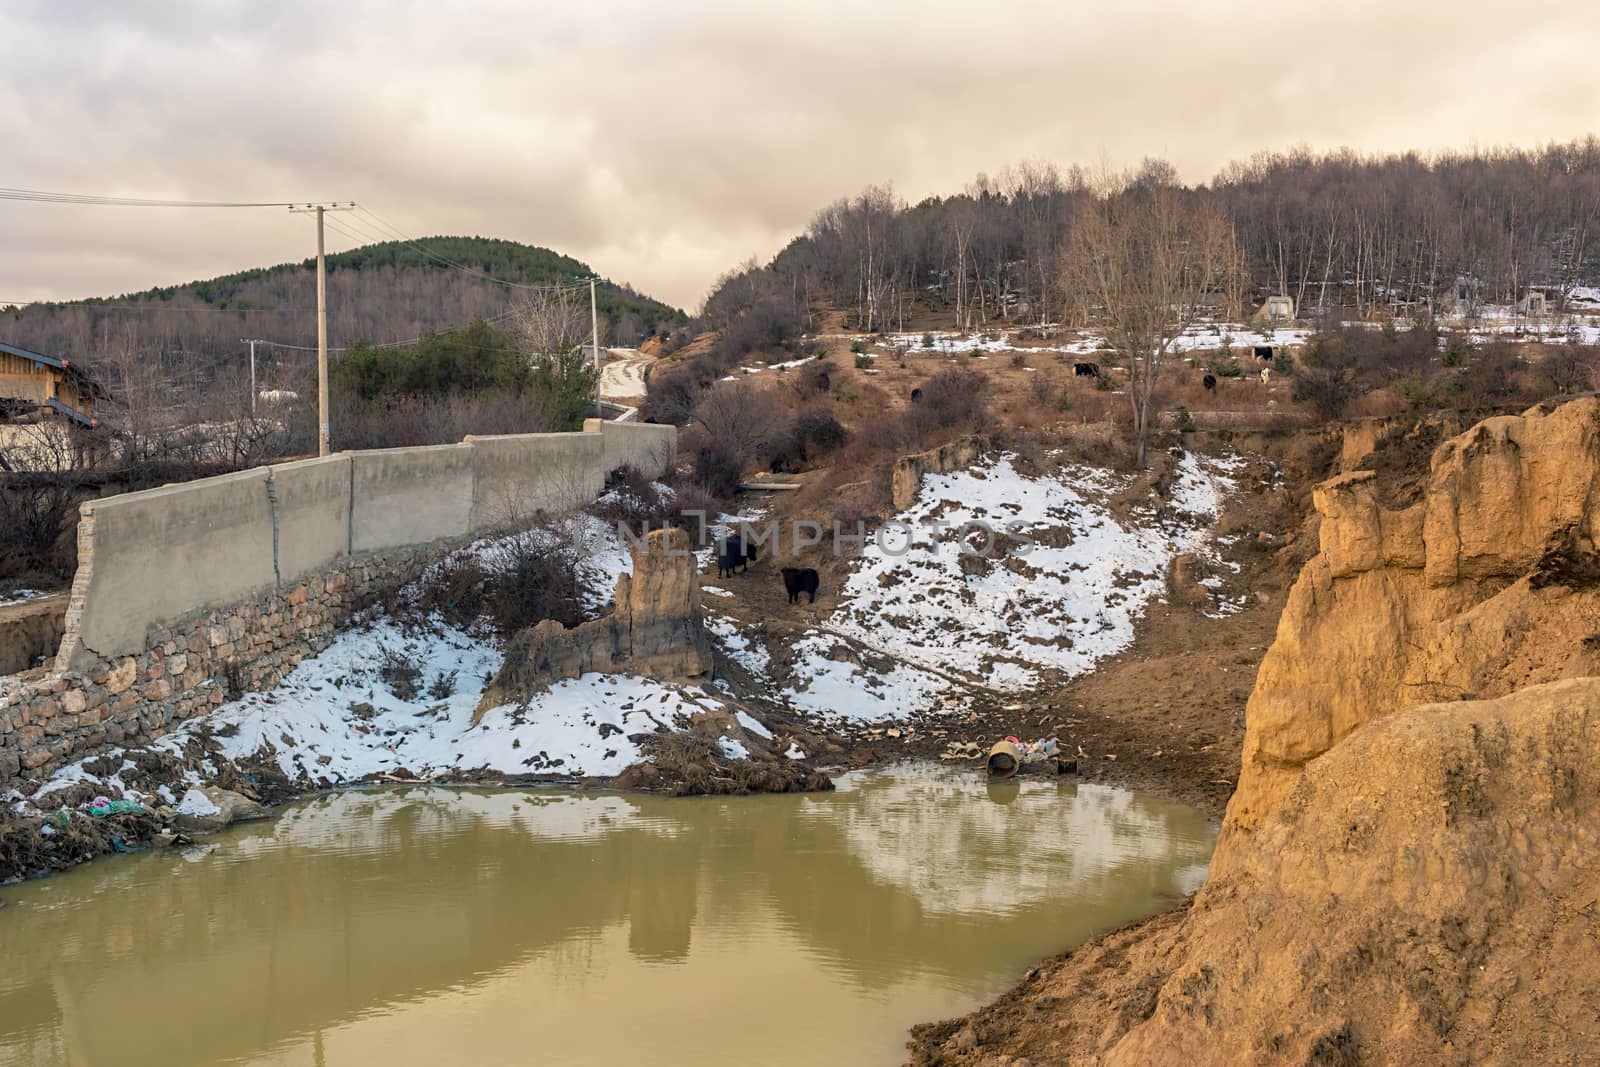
[0,766,1214,1066]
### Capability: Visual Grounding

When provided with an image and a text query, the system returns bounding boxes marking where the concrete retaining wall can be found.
[1,420,678,786]
[466,432,605,532]
[74,469,278,659]
[583,419,677,479]
[350,443,474,553]
[270,455,352,581]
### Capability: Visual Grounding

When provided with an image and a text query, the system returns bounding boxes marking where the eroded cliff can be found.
[912,398,1600,1065]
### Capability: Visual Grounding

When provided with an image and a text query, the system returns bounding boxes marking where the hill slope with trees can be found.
[0,235,686,380]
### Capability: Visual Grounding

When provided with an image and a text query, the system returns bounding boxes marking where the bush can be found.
[796,360,833,394]
[692,439,744,498]
[854,353,876,370]
[1010,353,1027,369]
[1212,353,1244,378]
[904,367,991,438]
[921,332,936,349]
[417,552,487,629]
[849,339,867,354]
[379,647,423,701]
[1173,405,1197,433]
[484,527,585,634]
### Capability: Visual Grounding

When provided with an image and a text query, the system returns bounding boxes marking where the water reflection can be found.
[0,766,1214,1067]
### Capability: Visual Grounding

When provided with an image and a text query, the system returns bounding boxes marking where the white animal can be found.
[1259,367,1272,384]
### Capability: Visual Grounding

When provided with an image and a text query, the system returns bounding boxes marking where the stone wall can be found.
[0,546,437,783]
[0,419,678,789]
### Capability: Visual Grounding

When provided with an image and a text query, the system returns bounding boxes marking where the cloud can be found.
[2,0,1596,313]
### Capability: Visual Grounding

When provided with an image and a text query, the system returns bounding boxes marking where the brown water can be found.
[0,766,1214,1066]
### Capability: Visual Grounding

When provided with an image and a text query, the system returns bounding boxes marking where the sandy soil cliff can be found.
[913,398,1600,1065]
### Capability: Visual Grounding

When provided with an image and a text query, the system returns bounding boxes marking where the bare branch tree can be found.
[1062,171,1234,467]
[509,286,592,359]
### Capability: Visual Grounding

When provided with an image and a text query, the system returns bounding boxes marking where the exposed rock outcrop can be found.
[474,528,712,719]
[912,398,1600,1065]
[1225,399,1600,840]
[891,435,986,510]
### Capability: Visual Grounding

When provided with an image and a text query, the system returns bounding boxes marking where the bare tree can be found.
[1062,172,1234,467]
[509,286,592,358]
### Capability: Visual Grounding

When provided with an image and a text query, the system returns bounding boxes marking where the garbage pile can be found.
[986,737,1060,779]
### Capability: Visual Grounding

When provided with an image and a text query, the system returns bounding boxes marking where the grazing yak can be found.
[781,567,820,604]
[910,387,923,403]
[1202,373,1217,391]
[1253,345,1274,361]
[1073,361,1100,377]
[717,535,757,578]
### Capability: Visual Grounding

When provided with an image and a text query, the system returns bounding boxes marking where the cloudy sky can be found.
[2,0,1597,313]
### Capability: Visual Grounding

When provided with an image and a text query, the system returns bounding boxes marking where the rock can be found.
[474,528,712,719]
[1225,398,1600,839]
[1101,678,1600,1065]
[1165,553,1211,608]
[891,435,986,511]
[172,786,269,833]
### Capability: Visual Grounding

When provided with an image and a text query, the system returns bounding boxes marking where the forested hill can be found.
[0,236,686,372]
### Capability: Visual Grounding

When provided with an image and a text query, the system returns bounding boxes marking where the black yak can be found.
[781,567,819,604]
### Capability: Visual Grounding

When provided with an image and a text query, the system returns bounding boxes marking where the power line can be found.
[0,186,305,208]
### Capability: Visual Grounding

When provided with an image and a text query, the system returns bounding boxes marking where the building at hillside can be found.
[0,340,102,426]
[1251,295,1295,324]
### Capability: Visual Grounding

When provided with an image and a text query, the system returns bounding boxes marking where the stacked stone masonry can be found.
[0,421,676,788]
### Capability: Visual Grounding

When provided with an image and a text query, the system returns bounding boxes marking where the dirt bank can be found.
[910,399,1600,1065]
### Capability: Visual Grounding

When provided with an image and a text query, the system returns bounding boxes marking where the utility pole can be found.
[289,202,353,455]
[589,277,602,419]
[241,338,260,416]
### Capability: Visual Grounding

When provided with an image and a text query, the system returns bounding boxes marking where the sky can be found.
[2,0,1598,314]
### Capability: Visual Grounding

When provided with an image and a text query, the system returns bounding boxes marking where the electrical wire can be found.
[0,186,309,208]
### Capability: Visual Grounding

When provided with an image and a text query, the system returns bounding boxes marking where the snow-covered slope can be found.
[766,450,1240,718]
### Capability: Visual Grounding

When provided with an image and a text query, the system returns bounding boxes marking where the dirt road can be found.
[600,347,654,404]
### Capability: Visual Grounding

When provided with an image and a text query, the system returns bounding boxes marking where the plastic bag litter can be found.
[88,799,145,818]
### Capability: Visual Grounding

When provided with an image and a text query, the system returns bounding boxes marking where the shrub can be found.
[417,552,487,629]
[379,647,423,701]
[1010,353,1027,369]
[1093,373,1113,391]
[967,347,984,360]
[1212,353,1244,378]
[904,367,991,438]
[1029,373,1056,406]
[1173,405,1197,433]
[692,439,744,498]
[854,353,876,370]
[428,670,458,700]
[849,339,867,354]
[921,332,936,349]
[796,359,834,394]
[484,527,585,634]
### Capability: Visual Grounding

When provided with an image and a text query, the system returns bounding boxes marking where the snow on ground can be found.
[705,614,773,677]
[880,323,1312,359]
[0,588,48,608]
[21,616,737,810]
[429,512,633,615]
[814,451,1238,692]
[782,632,958,721]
